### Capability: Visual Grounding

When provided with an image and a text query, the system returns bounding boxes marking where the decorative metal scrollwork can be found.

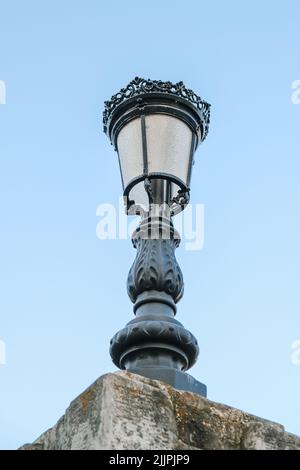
[103,76,210,139]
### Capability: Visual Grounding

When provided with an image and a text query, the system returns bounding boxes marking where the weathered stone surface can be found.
[20,372,300,450]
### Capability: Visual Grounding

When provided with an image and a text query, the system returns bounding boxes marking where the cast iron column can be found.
[110,212,206,396]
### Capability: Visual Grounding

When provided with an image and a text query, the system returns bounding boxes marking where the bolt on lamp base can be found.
[127,367,207,397]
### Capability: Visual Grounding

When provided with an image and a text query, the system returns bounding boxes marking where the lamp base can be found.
[127,367,207,397]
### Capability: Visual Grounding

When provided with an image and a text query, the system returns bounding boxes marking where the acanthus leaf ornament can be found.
[127,222,184,304]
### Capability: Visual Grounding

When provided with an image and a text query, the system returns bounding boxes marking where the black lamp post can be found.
[103,77,210,396]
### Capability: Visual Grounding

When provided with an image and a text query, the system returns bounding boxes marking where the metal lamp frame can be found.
[103,77,210,215]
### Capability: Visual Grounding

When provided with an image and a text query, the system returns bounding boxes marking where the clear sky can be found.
[1,0,300,449]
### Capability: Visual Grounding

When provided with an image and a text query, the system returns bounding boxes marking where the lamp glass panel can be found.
[145,114,193,185]
[117,117,143,188]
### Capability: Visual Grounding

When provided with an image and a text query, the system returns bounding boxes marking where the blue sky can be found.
[0,0,300,449]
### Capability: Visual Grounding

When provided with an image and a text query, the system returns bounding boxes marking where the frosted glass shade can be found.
[146,114,193,183]
[116,114,194,209]
[117,117,144,189]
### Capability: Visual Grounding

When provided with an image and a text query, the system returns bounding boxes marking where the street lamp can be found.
[103,77,210,395]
